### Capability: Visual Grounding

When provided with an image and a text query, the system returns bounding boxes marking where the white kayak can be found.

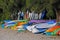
[26,25,36,31]
[26,23,56,32]
[35,23,56,28]
[32,28,40,33]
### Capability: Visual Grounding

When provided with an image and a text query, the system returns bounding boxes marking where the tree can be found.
[0,0,59,20]
[52,0,60,22]
[0,0,25,20]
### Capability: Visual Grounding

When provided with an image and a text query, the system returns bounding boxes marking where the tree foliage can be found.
[0,0,60,20]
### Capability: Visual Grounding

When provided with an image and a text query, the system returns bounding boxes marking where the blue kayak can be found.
[33,28,48,34]
[23,22,33,30]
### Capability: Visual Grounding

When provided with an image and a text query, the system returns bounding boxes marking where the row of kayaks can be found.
[1,20,60,36]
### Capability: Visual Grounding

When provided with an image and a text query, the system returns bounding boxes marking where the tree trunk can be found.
[56,10,60,22]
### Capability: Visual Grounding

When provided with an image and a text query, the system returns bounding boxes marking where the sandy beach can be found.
[0,28,60,40]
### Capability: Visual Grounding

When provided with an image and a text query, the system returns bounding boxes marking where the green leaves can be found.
[0,0,58,20]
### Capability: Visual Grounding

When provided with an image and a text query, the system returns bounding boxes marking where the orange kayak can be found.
[17,22,27,26]
[46,26,60,32]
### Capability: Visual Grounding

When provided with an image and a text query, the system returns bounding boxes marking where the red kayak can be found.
[56,30,60,35]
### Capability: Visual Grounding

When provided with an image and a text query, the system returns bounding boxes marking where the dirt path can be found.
[0,29,60,40]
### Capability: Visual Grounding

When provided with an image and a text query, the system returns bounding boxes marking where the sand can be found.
[0,29,60,40]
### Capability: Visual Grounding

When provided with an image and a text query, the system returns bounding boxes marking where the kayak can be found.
[35,23,56,28]
[23,22,33,30]
[13,20,28,22]
[17,22,27,26]
[56,30,60,35]
[46,26,60,32]
[51,28,60,36]
[29,20,47,23]
[29,20,56,23]
[46,28,60,36]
